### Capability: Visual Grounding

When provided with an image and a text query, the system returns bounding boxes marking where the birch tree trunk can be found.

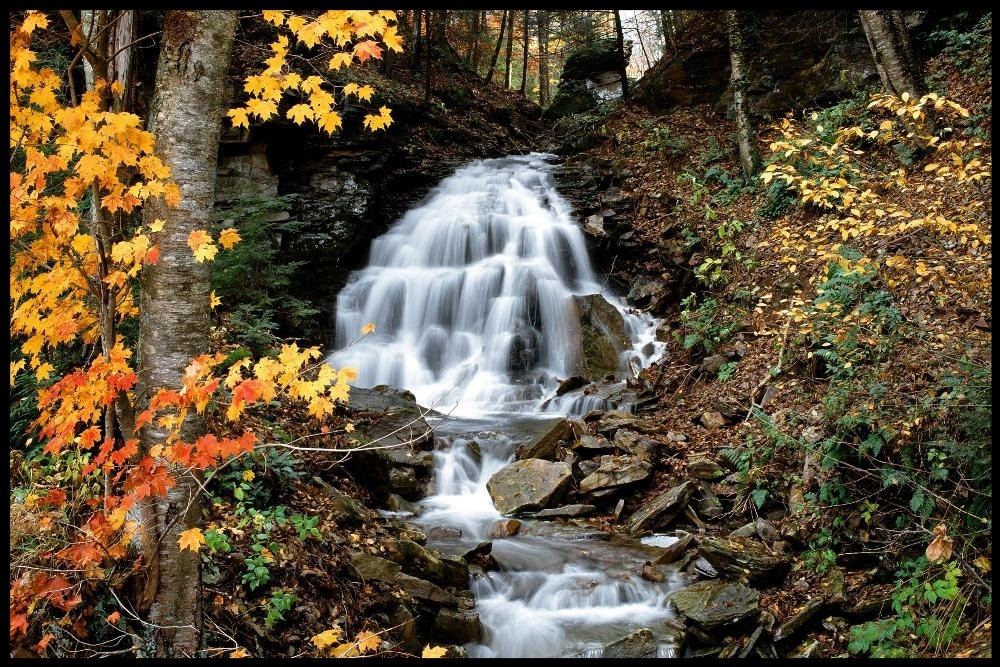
[138,9,236,657]
[859,10,925,98]
[725,10,762,178]
[613,10,629,99]
[519,10,529,95]
[503,10,515,89]
[537,11,550,106]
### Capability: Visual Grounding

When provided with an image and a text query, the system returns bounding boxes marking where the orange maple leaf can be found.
[178,527,204,553]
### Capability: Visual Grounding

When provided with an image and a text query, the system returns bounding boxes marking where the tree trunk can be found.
[469,10,482,67]
[423,10,433,106]
[138,10,236,657]
[632,11,652,70]
[613,10,629,99]
[537,10,550,106]
[859,10,925,98]
[519,10,530,95]
[486,10,507,83]
[503,10,515,89]
[725,10,762,178]
[410,9,421,69]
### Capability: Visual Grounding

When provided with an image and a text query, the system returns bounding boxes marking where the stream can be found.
[332,154,684,657]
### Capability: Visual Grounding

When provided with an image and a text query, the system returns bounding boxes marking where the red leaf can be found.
[10,610,29,639]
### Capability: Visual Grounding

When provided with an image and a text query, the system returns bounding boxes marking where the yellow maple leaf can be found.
[355,630,380,654]
[344,422,355,433]
[178,527,204,552]
[422,645,448,658]
[381,25,404,53]
[218,227,241,249]
[342,82,360,98]
[148,218,165,233]
[361,322,376,335]
[301,75,325,94]
[228,107,250,129]
[262,10,285,26]
[242,470,255,482]
[287,103,314,125]
[356,84,375,102]
[35,362,54,381]
[329,52,354,71]
[188,230,219,263]
[363,107,392,132]
[311,627,343,650]
[317,111,343,136]
[229,647,250,658]
[20,10,48,34]
[210,291,222,309]
[110,80,125,98]
[308,394,334,419]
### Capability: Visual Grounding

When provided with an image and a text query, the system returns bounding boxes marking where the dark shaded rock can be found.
[432,608,482,644]
[698,537,789,584]
[640,561,666,583]
[388,603,420,654]
[438,554,470,589]
[518,418,575,460]
[821,567,847,607]
[350,552,400,583]
[787,639,822,658]
[389,466,419,498]
[396,573,458,607]
[426,526,463,541]
[699,354,729,375]
[580,455,652,493]
[687,454,725,480]
[577,457,601,478]
[398,522,427,546]
[561,37,632,82]
[601,627,657,659]
[385,493,417,514]
[755,517,780,543]
[729,522,757,539]
[326,486,377,526]
[671,580,760,629]
[613,430,661,459]
[694,482,723,520]
[444,645,468,658]
[486,459,573,515]
[569,294,632,379]
[533,504,597,518]
[653,531,695,565]
[774,598,825,642]
[487,519,522,539]
[595,411,645,436]
[625,480,696,534]
[556,376,591,396]
[626,276,668,308]
[545,79,599,120]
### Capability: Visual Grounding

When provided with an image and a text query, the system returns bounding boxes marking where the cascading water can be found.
[331,155,683,657]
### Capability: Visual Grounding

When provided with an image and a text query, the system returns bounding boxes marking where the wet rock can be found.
[699,410,728,429]
[613,430,661,459]
[691,557,719,579]
[389,467,419,498]
[533,504,597,518]
[569,294,632,380]
[349,385,435,455]
[640,561,666,583]
[388,603,420,654]
[773,598,826,642]
[381,539,445,583]
[626,276,668,308]
[517,418,576,460]
[385,493,417,514]
[601,627,657,659]
[729,523,757,539]
[585,213,608,237]
[432,608,482,644]
[438,554,471,589]
[326,487,377,525]
[787,639,821,658]
[487,519,522,539]
[653,530,695,565]
[398,522,427,546]
[698,537,789,584]
[694,482,723,520]
[575,434,614,452]
[822,616,849,633]
[350,552,400,583]
[556,376,591,396]
[444,645,469,658]
[487,459,573,515]
[579,455,652,494]
[426,526,463,541]
[687,454,725,480]
[576,457,601,477]
[625,480,697,534]
[671,580,760,629]
[396,573,458,607]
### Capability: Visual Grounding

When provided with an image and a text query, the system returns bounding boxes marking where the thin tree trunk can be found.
[632,11,652,70]
[537,11,550,106]
[469,10,481,65]
[613,10,629,99]
[486,10,507,84]
[423,9,432,106]
[725,10,762,178]
[109,10,135,111]
[519,10,529,95]
[410,9,421,69]
[503,10,515,89]
[471,10,484,71]
[659,9,672,49]
[859,10,925,98]
[138,10,236,657]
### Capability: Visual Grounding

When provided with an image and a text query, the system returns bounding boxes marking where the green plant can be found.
[717,361,738,382]
[642,125,687,156]
[677,293,743,357]
[289,513,321,542]
[263,589,296,629]
[212,194,320,355]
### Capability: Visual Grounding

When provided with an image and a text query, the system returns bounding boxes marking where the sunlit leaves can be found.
[188,230,219,262]
[178,527,205,552]
[422,645,448,658]
[229,11,401,135]
[218,227,241,249]
[363,106,393,132]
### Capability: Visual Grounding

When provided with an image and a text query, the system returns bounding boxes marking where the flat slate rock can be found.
[487,459,573,515]
[698,536,789,584]
[671,580,760,629]
[533,504,597,518]
[625,480,696,534]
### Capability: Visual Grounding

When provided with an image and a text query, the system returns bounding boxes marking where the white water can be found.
[331,155,680,657]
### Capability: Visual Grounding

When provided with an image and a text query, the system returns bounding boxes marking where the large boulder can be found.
[601,627,657,659]
[486,459,573,515]
[432,608,483,644]
[697,537,789,584]
[544,38,632,121]
[579,455,652,494]
[517,418,577,460]
[568,294,632,380]
[671,580,760,629]
[625,480,696,534]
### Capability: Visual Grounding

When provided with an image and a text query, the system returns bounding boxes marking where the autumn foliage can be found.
[10,10,395,655]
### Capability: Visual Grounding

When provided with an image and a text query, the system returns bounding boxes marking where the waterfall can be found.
[330,155,680,658]
[332,153,661,416]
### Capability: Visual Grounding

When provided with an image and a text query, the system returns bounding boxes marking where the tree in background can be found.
[859,10,926,98]
[725,10,762,177]
[503,10,515,89]
[485,9,507,84]
[613,10,629,99]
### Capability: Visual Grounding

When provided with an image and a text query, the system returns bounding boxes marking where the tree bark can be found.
[410,9,421,69]
[486,10,507,84]
[469,10,482,68]
[537,10,550,106]
[423,10,433,106]
[138,9,236,657]
[613,10,629,99]
[859,10,925,98]
[519,10,530,95]
[725,10,762,178]
[503,10,515,89]
[631,11,652,70]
